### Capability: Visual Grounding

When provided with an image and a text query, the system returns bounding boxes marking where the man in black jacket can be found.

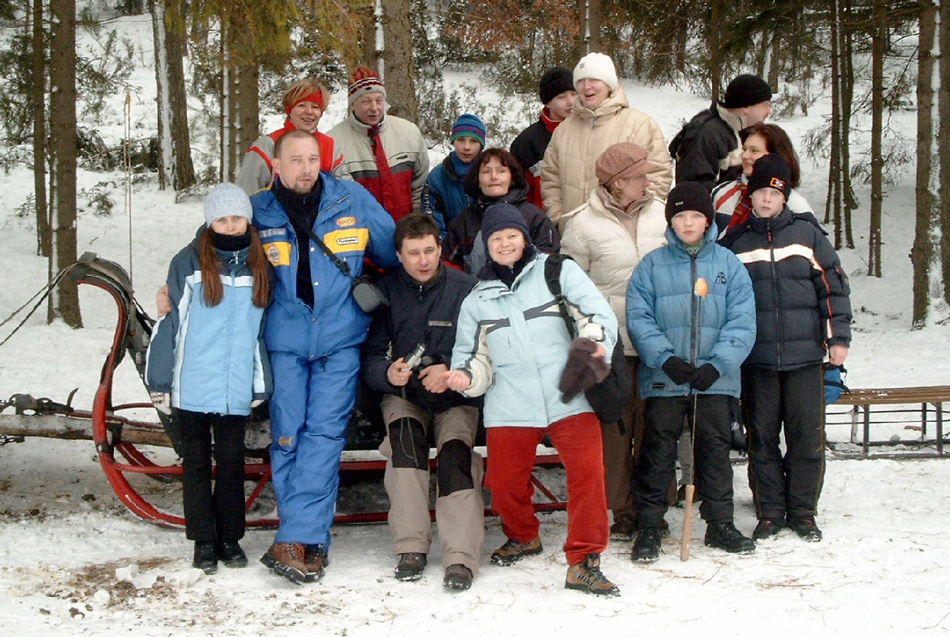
[669,74,772,190]
[362,214,483,591]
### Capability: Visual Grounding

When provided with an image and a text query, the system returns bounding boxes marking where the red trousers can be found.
[486,412,609,565]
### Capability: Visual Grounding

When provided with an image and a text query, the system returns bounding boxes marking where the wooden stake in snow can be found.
[681,275,709,562]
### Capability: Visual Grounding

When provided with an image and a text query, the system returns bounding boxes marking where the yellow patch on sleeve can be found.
[265,241,292,267]
[324,228,369,254]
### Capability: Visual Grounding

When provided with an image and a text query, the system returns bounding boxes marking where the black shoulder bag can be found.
[300,224,388,313]
[543,254,631,428]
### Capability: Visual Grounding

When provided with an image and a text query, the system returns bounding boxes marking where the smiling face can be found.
[670,209,709,247]
[478,156,512,198]
[576,78,611,110]
[273,134,321,195]
[741,133,770,177]
[288,100,323,133]
[398,234,442,284]
[487,228,526,267]
[453,136,482,163]
[352,93,386,126]
[751,186,786,218]
[210,215,249,236]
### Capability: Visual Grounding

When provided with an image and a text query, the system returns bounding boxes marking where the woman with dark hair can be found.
[443,148,560,274]
[711,122,813,233]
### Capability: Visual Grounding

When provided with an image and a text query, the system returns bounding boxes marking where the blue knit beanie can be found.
[481,203,529,250]
[450,113,486,147]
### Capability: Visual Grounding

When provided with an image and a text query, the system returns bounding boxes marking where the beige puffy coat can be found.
[560,188,668,356]
[540,85,672,229]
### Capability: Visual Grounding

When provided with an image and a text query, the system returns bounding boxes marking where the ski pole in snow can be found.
[681,275,708,562]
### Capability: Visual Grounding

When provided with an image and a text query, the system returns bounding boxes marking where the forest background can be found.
[0,0,948,330]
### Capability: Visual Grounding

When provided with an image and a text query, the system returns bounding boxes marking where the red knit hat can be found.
[348,66,386,106]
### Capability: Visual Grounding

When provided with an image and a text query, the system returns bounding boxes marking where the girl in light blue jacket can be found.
[626,182,755,563]
[146,183,271,574]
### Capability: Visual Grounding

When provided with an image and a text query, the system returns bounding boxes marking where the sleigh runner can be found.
[0,254,568,529]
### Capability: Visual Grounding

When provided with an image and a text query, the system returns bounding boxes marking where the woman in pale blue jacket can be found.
[443,203,621,597]
[626,182,756,563]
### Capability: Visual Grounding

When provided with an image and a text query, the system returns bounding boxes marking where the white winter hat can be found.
[573,52,619,92]
[204,183,253,227]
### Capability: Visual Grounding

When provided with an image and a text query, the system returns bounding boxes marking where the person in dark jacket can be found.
[720,155,852,544]
[362,215,484,591]
[422,113,486,234]
[443,148,560,274]
[626,182,756,563]
[510,67,577,209]
[669,74,772,191]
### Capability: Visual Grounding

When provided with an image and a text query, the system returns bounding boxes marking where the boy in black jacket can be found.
[720,155,852,543]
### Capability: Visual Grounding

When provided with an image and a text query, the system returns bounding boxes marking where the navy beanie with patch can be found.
[665,182,715,226]
[748,154,791,199]
[481,202,530,250]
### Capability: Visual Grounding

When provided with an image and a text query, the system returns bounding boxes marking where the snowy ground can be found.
[2,13,950,636]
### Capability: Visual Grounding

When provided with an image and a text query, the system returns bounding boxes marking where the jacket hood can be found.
[574,84,629,123]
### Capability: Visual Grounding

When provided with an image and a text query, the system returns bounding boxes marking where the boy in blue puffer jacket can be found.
[626,182,756,563]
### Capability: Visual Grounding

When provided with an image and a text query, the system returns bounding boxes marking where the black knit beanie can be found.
[481,203,530,251]
[539,67,575,104]
[665,182,715,226]
[720,74,772,109]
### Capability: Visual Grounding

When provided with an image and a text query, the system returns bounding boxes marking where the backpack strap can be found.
[543,254,577,339]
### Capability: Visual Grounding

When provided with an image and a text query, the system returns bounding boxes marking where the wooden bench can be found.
[827,385,950,457]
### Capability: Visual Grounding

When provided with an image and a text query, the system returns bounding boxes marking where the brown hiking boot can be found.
[490,537,543,566]
[442,564,473,591]
[260,542,307,585]
[304,546,328,582]
[565,554,620,597]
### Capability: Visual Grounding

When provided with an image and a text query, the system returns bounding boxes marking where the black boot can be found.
[631,527,662,563]
[752,517,785,541]
[193,541,218,574]
[704,521,756,554]
[787,515,823,542]
[217,541,248,568]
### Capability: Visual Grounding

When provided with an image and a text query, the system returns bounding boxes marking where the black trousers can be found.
[742,363,825,520]
[178,409,247,543]
[634,394,734,526]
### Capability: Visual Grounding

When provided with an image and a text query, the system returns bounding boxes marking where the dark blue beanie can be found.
[481,203,530,250]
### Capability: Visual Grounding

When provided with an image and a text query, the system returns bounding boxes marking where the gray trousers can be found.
[379,395,485,573]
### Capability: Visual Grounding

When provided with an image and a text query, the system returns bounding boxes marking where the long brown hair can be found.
[199,226,270,308]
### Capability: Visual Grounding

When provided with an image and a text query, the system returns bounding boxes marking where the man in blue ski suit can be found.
[254,129,398,583]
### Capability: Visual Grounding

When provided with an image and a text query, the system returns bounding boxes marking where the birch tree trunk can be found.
[939,0,950,304]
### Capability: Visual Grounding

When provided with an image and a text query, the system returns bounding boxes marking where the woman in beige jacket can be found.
[560,142,667,540]
[541,52,672,230]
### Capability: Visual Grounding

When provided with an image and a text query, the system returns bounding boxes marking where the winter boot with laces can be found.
[704,521,756,554]
[565,554,620,597]
[753,517,785,541]
[490,537,543,566]
[787,515,823,542]
[631,527,662,563]
[304,545,328,582]
[260,542,308,585]
[394,552,427,581]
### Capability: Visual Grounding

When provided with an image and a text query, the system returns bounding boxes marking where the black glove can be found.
[662,356,696,385]
[691,363,720,391]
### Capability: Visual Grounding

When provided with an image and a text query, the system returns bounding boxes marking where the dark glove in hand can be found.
[662,356,696,385]
[691,363,720,391]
